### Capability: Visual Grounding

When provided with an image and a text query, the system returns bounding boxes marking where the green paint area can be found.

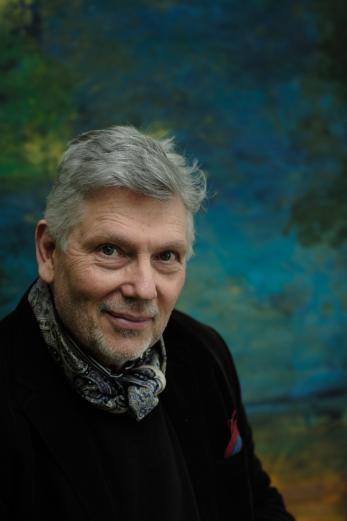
[0,0,76,190]
[286,170,347,248]
[252,395,347,520]
[284,0,347,249]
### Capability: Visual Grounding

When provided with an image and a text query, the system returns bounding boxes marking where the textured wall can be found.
[1,1,346,518]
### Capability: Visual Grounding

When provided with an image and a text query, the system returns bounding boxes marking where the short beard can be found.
[85,325,157,369]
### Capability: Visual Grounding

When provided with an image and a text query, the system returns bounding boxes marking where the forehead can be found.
[72,188,189,248]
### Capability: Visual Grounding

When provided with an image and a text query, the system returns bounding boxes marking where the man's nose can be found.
[120,258,158,300]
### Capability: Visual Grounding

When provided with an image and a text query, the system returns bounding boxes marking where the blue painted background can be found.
[1,1,347,518]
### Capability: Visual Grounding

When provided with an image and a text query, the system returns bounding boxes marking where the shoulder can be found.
[0,290,40,380]
[165,309,240,390]
[166,308,226,352]
[0,309,18,370]
[0,294,30,347]
[0,304,27,396]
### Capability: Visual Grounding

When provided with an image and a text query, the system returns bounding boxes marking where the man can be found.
[0,126,295,520]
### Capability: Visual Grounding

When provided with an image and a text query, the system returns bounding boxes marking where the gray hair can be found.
[45,126,206,257]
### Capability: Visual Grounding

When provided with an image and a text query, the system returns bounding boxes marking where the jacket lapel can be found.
[11,296,118,521]
[162,351,219,521]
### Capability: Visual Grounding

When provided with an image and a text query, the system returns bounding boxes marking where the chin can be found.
[88,332,153,369]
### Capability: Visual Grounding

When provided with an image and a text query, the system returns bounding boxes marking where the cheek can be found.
[160,277,185,312]
[65,263,121,299]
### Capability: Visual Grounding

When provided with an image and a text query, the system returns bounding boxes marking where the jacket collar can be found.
[163,316,221,521]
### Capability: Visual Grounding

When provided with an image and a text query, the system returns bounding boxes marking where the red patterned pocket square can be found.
[224,410,243,459]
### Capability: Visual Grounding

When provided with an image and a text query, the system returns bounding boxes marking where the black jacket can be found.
[0,292,295,521]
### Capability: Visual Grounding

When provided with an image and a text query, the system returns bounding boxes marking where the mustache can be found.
[100,298,159,317]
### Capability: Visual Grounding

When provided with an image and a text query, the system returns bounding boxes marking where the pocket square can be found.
[224,410,242,459]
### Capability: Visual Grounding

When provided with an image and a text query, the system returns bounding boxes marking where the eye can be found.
[98,244,120,257]
[157,250,178,262]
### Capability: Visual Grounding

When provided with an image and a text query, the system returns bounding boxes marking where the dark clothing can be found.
[0,293,295,521]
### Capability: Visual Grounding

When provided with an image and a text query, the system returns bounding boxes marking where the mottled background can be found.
[1,1,346,519]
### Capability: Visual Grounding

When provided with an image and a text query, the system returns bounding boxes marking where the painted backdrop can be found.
[1,1,346,519]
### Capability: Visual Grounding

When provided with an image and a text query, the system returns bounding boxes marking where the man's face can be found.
[38,188,188,368]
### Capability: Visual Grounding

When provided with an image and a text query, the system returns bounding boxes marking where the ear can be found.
[35,220,57,284]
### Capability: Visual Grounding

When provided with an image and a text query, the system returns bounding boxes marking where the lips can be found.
[104,310,154,330]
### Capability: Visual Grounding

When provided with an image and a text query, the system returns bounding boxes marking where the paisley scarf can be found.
[28,278,167,421]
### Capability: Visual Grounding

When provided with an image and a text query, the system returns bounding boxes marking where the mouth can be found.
[103,310,155,330]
